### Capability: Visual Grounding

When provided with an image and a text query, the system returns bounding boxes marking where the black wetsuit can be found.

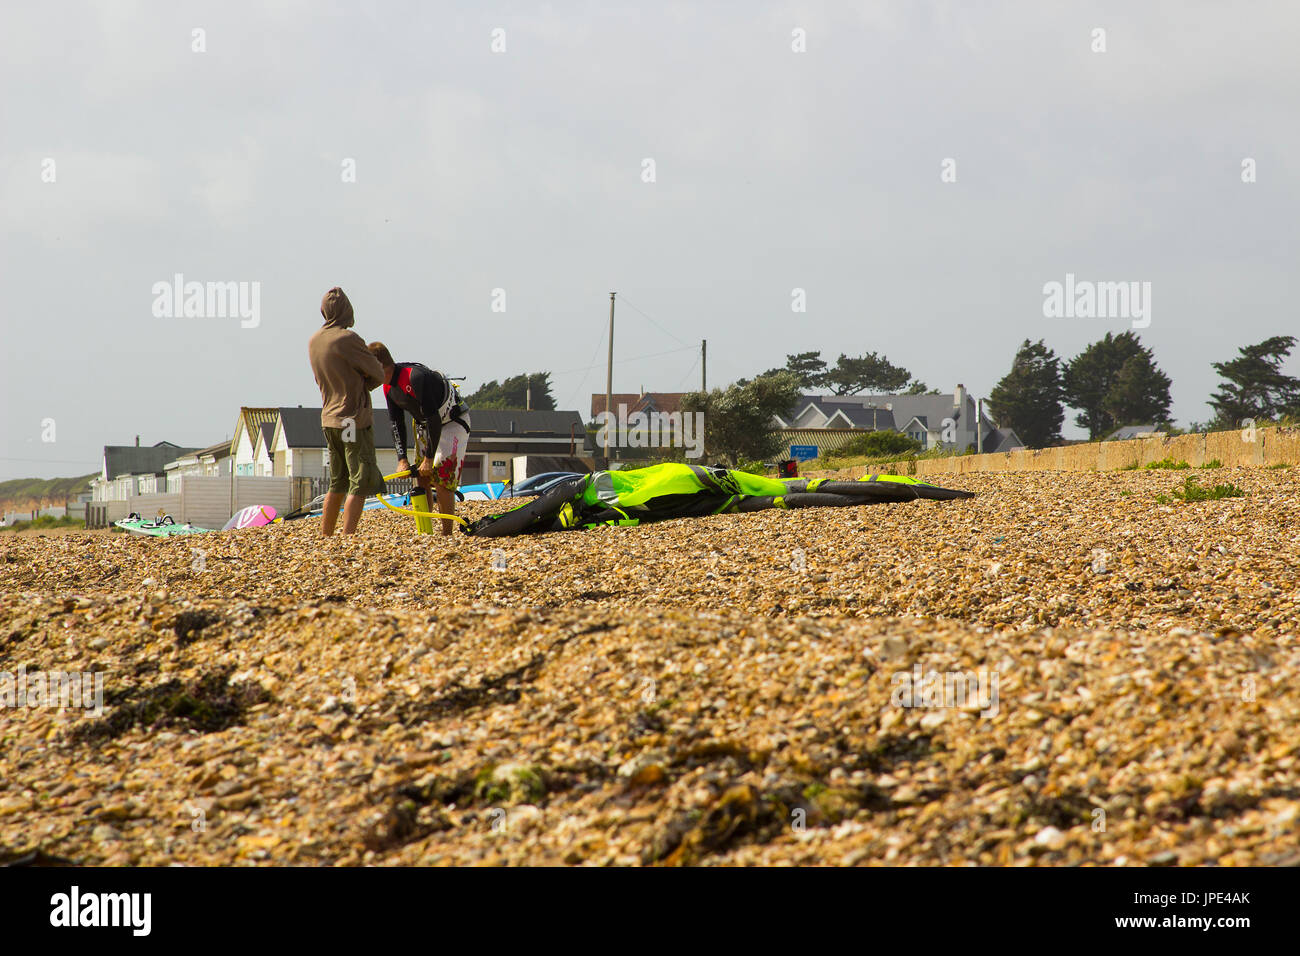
[382,363,470,463]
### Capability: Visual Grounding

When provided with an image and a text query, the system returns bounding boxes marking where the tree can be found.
[1063,333,1171,439]
[1208,335,1300,429]
[759,351,828,389]
[986,340,1064,448]
[824,352,912,395]
[466,372,555,410]
[682,372,802,467]
[1103,352,1172,429]
[904,380,938,395]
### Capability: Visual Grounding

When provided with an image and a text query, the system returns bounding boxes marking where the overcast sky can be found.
[3,1,1298,480]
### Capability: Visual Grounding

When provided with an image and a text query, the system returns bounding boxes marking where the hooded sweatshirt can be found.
[308,287,385,429]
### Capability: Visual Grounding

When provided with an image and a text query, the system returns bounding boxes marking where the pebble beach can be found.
[2,466,1297,866]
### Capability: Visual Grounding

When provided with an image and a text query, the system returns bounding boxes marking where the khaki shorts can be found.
[324,424,385,497]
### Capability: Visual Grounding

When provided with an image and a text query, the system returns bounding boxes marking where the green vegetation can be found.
[759,350,914,395]
[1268,462,1291,470]
[1208,336,1300,429]
[1064,332,1172,440]
[1200,459,1223,469]
[683,372,802,467]
[833,431,923,459]
[0,514,84,533]
[817,444,959,471]
[466,372,555,410]
[1157,476,1247,505]
[987,339,1065,448]
[0,473,94,504]
[1144,458,1191,470]
[1175,477,1246,502]
[473,763,546,805]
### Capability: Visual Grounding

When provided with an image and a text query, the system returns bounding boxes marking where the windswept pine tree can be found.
[1208,336,1300,429]
[823,352,913,395]
[986,340,1064,449]
[760,351,829,389]
[759,350,914,395]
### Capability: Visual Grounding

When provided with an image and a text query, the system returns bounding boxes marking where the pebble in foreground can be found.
[1,468,1297,866]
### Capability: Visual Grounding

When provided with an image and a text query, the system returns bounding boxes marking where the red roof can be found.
[590,392,686,417]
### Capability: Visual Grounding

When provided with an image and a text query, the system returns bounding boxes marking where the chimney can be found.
[135,435,140,447]
[953,384,966,418]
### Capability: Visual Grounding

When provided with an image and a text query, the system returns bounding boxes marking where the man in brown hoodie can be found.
[308,287,386,535]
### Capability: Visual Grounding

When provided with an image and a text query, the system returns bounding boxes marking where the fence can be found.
[83,473,419,528]
[85,475,293,529]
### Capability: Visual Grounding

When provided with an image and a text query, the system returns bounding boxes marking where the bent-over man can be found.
[368,342,471,536]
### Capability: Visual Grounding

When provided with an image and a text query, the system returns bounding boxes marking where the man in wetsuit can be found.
[367,342,471,536]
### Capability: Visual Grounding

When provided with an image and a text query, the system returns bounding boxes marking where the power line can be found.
[565,315,610,413]
[552,343,696,376]
[617,296,692,348]
[674,353,701,391]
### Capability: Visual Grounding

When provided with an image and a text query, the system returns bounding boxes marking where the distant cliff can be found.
[0,474,95,515]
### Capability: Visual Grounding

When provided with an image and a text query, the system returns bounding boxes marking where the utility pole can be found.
[701,339,707,392]
[605,292,615,458]
[976,398,984,454]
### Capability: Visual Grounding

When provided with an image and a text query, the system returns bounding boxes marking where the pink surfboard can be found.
[222,505,278,531]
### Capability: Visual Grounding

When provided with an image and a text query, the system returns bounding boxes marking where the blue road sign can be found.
[789,444,819,461]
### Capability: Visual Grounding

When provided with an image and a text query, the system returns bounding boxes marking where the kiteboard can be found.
[458,481,507,501]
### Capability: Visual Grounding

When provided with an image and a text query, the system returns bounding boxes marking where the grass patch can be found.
[1159,476,1247,504]
[1144,458,1191,471]
[0,515,84,533]
[1117,461,1140,471]
[818,444,963,471]
[1199,459,1223,469]
[1268,462,1291,470]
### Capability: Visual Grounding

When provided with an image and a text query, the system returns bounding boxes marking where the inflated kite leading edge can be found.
[463,463,973,537]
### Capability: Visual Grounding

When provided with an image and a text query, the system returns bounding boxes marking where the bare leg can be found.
[436,484,455,536]
[341,494,366,534]
[321,492,344,536]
